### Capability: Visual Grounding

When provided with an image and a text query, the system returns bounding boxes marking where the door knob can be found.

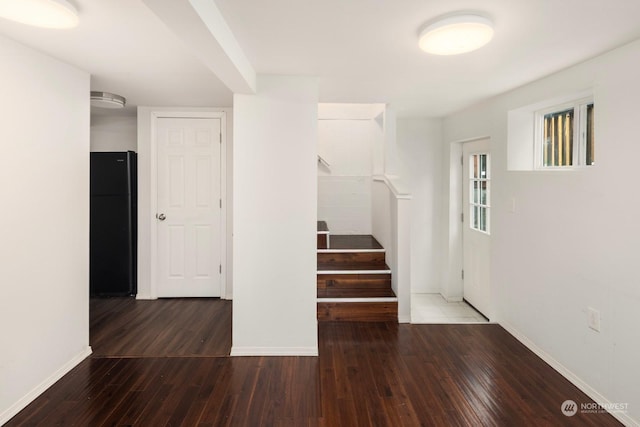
[157,213,166,221]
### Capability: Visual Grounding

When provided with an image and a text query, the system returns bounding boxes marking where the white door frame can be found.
[149,111,227,299]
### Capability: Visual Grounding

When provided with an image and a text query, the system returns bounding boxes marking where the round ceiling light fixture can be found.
[418,13,494,55]
[0,0,79,29]
[90,91,127,109]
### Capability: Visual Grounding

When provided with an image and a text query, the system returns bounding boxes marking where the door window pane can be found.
[469,153,490,234]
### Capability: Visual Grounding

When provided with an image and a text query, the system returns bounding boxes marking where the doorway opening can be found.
[412,137,492,324]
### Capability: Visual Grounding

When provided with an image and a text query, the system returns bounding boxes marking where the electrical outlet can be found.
[587,307,601,332]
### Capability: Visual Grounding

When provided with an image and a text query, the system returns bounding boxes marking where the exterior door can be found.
[156,117,222,297]
[462,138,491,317]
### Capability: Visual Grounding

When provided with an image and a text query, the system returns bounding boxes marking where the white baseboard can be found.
[500,322,638,427]
[398,315,411,323]
[136,294,233,300]
[230,346,318,357]
[0,346,92,425]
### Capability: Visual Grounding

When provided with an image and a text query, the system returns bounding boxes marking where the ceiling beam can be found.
[143,0,256,94]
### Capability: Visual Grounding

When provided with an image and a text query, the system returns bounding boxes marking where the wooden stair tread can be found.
[318,288,396,298]
[327,235,383,250]
[316,223,396,322]
[317,251,386,265]
[317,301,397,322]
[318,263,390,272]
[317,275,391,288]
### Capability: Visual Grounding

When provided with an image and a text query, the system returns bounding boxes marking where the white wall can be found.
[372,180,392,253]
[232,75,318,355]
[0,35,91,424]
[137,107,233,299]
[317,104,384,234]
[90,114,137,152]
[396,119,443,293]
[443,39,640,425]
[372,178,412,323]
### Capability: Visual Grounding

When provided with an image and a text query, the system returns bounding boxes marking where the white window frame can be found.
[534,96,594,169]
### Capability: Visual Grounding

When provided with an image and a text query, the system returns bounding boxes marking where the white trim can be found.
[230,346,319,356]
[219,114,228,299]
[411,319,495,325]
[317,154,331,170]
[149,111,227,299]
[317,249,385,253]
[316,230,330,234]
[443,295,463,303]
[372,175,413,199]
[398,314,411,323]
[500,322,638,427]
[0,346,92,425]
[317,269,391,275]
[317,297,398,303]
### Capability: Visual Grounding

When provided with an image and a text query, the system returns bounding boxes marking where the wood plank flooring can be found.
[90,297,231,357]
[6,300,622,426]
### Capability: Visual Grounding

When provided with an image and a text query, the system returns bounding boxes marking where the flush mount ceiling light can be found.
[418,13,494,55]
[90,92,127,109]
[0,0,79,29]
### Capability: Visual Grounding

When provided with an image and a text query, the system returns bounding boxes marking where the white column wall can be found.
[396,119,443,294]
[231,75,318,355]
[0,35,91,424]
[442,39,640,425]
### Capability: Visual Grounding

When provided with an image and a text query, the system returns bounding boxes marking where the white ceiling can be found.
[0,0,233,116]
[1,0,640,117]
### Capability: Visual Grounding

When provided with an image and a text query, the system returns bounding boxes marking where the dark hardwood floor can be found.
[90,297,231,357]
[6,299,622,426]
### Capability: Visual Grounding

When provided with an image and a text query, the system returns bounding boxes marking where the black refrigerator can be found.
[90,151,137,296]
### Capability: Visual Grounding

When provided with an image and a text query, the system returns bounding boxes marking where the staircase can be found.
[317,221,398,322]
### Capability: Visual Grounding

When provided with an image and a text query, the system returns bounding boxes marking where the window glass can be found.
[470,153,490,234]
[538,98,594,168]
[543,108,574,167]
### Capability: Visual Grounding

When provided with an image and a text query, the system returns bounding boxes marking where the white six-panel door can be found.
[156,117,222,297]
[462,138,491,318]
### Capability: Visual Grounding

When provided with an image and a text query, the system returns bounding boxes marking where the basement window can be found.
[535,98,595,168]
